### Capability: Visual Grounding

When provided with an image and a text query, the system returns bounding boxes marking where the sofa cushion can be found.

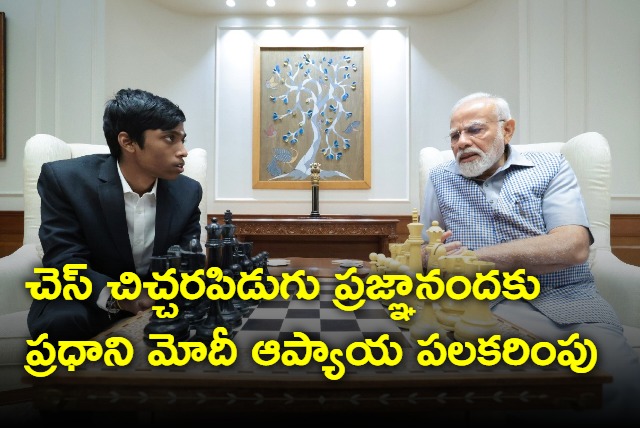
[0,310,30,393]
[0,244,40,316]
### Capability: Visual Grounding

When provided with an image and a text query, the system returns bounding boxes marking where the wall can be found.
[0,0,638,217]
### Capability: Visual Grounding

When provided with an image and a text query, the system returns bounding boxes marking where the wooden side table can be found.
[232,217,399,259]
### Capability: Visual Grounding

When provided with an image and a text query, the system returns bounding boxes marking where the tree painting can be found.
[253,47,370,189]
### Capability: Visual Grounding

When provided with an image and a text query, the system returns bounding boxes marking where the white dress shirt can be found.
[97,162,157,311]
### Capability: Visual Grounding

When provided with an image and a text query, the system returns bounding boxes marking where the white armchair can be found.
[0,134,208,393]
[419,132,640,356]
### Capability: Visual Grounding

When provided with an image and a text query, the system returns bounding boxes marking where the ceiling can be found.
[148,0,479,16]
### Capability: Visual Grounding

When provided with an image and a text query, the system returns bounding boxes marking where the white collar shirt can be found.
[117,162,157,276]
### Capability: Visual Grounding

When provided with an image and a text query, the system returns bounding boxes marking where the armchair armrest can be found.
[590,248,640,329]
[0,244,41,316]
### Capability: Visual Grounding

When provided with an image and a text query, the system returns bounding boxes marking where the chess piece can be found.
[388,243,401,261]
[192,217,234,343]
[258,251,274,293]
[435,254,472,331]
[387,209,425,329]
[310,162,321,218]
[423,220,445,272]
[217,268,243,329]
[390,264,419,330]
[175,239,209,327]
[371,253,392,307]
[375,253,387,272]
[220,210,237,270]
[237,241,259,303]
[368,252,379,275]
[409,300,448,344]
[143,254,191,347]
[205,217,223,269]
[259,251,270,273]
[192,299,232,343]
[406,208,424,274]
[241,257,260,306]
[230,262,253,316]
[240,241,254,263]
[453,259,500,342]
[387,258,401,274]
[251,254,269,295]
[427,244,447,274]
[409,219,449,341]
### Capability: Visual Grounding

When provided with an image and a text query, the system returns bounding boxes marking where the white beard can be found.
[456,132,505,178]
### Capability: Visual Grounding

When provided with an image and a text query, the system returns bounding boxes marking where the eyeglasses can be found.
[447,120,505,145]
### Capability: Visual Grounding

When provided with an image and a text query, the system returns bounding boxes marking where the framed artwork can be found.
[252,45,370,189]
[0,12,5,160]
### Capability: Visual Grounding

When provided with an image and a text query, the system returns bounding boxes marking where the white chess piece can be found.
[409,299,448,343]
[390,264,419,330]
[435,255,472,331]
[406,208,424,275]
[453,259,500,342]
[368,252,379,274]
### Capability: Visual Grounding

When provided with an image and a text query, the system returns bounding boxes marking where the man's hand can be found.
[440,230,468,256]
[421,229,469,269]
[117,288,154,315]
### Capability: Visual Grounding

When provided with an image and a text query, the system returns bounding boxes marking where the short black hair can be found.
[102,88,186,158]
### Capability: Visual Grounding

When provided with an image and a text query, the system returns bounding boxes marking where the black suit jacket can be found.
[36,153,203,305]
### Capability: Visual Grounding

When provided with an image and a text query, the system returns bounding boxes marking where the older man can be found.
[420,92,640,422]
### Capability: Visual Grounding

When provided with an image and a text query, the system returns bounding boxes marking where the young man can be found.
[420,92,640,422]
[28,88,203,342]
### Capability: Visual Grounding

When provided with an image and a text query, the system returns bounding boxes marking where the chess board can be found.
[29,275,609,417]
[74,285,567,379]
[231,278,414,349]
[88,275,542,370]
[100,276,538,353]
[229,279,539,350]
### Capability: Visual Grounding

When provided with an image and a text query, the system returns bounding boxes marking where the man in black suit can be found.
[28,88,203,342]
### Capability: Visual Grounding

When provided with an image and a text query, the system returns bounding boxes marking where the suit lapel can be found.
[98,157,134,266]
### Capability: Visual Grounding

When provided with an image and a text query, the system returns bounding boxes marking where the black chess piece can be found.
[220,210,237,270]
[251,254,268,294]
[251,255,260,271]
[143,254,190,347]
[217,268,243,329]
[174,239,209,327]
[259,251,274,293]
[193,221,238,343]
[241,257,260,306]
[236,241,261,305]
[261,251,271,273]
[240,241,253,261]
[230,262,253,316]
[205,217,223,270]
[192,299,233,343]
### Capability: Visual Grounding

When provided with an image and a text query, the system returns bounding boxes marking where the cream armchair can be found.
[419,131,640,356]
[0,134,208,393]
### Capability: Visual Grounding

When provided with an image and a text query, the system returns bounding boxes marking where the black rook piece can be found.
[143,254,190,347]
